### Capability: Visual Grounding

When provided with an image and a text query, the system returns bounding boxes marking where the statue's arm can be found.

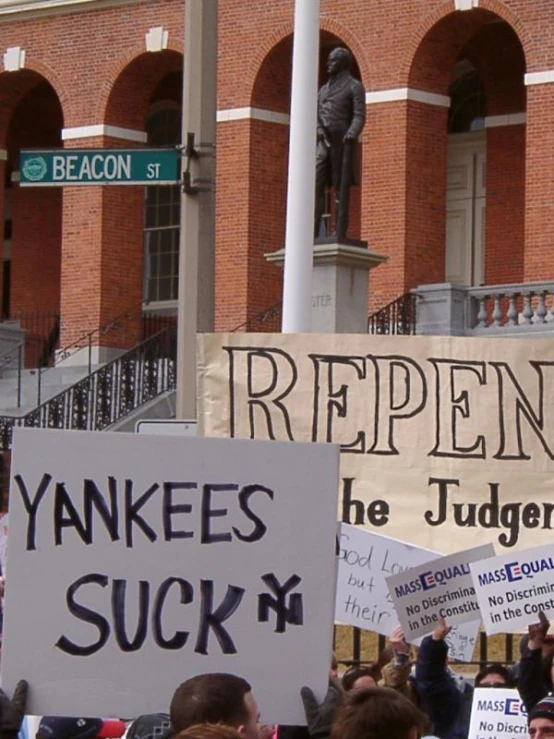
[345,80,367,141]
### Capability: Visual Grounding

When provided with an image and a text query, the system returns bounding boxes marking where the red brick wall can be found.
[11,186,61,318]
[485,126,525,285]
[0,0,548,342]
[525,84,554,282]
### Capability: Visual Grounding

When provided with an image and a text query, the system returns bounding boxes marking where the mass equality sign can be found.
[1,428,340,722]
[470,543,554,634]
[336,524,479,661]
[20,149,179,186]
[385,544,494,640]
[468,688,527,739]
[198,333,554,553]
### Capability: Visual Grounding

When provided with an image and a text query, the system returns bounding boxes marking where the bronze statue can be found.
[314,47,366,242]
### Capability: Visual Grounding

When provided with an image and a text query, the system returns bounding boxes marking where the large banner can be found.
[198,333,554,552]
[2,428,340,723]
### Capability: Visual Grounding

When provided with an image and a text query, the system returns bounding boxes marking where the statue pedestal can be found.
[265,241,387,333]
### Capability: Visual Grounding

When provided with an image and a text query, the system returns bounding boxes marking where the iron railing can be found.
[336,625,516,669]
[0,325,176,450]
[0,312,61,368]
[231,302,282,333]
[368,293,417,335]
[0,304,178,410]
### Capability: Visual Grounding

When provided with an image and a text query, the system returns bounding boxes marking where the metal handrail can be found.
[0,325,177,450]
[368,293,417,335]
[231,302,282,332]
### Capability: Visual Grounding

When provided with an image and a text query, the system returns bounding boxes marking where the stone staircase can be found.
[0,364,102,415]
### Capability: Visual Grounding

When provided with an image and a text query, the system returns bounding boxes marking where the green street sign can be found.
[19,148,180,186]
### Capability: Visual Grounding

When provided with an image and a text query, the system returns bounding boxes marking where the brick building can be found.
[0,0,550,349]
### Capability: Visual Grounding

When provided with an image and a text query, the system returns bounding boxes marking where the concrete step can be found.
[0,364,103,413]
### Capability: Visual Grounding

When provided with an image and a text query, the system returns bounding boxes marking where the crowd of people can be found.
[1,615,554,739]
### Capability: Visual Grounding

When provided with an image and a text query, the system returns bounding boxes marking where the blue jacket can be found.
[415,636,472,739]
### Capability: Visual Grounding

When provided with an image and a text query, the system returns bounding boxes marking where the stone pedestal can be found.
[266,241,387,333]
[412,282,468,336]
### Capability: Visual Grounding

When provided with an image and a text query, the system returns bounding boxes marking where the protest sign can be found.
[1,428,340,722]
[470,543,554,634]
[468,688,527,739]
[198,333,554,552]
[385,544,494,639]
[336,524,479,660]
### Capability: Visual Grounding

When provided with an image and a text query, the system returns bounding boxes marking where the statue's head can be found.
[327,47,353,75]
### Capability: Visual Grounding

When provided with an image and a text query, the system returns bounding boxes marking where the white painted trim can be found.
[61,124,147,142]
[525,70,554,86]
[485,113,526,128]
[0,0,145,18]
[454,0,479,9]
[216,107,290,125]
[365,87,450,108]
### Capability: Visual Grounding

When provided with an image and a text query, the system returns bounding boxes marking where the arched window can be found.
[448,60,487,134]
[143,105,181,303]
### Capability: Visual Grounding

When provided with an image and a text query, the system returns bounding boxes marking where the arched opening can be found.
[59,52,183,349]
[5,75,63,365]
[405,10,526,291]
[217,31,364,330]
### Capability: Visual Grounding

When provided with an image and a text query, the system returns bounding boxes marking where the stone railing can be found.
[413,282,554,337]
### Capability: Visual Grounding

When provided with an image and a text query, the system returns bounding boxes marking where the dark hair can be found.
[342,664,381,692]
[331,686,427,739]
[176,725,244,739]
[475,663,515,688]
[170,674,252,734]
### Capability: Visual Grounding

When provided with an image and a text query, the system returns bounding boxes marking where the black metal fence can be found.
[368,292,418,335]
[334,625,517,668]
[0,325,176,450]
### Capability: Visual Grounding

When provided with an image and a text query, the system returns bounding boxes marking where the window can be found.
[448,60,487,134]
[143,106,181,303]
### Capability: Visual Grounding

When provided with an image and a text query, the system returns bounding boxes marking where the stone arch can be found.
[401,0,531,87]
[247,17,369,105]
[97,45,183,126]
[4,72,64,337]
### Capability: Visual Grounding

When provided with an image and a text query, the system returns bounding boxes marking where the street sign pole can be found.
[175,0,217,420]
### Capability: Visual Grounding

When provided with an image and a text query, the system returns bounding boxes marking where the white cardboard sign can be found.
[468,688,527,739]
[470,543,554,634]
[386,544,494,639]
[2,428,340,723]
[336,524,479,661]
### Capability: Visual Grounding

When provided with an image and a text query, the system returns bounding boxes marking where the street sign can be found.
[19,148,180,186]
[135,419,197,436]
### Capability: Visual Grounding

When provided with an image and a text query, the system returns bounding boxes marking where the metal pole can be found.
[175,0,217,419]
[282,0,321,333]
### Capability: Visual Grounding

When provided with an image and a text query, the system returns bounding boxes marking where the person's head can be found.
[331,686,427,739]
[342,664,382,692]
[529,695,554,739]
[177,725,244,739]
[475,663,515,688]
[327,48,352,75]
[170,674,259,739]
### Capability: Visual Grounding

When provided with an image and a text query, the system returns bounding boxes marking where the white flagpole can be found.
[281,0,321,333]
